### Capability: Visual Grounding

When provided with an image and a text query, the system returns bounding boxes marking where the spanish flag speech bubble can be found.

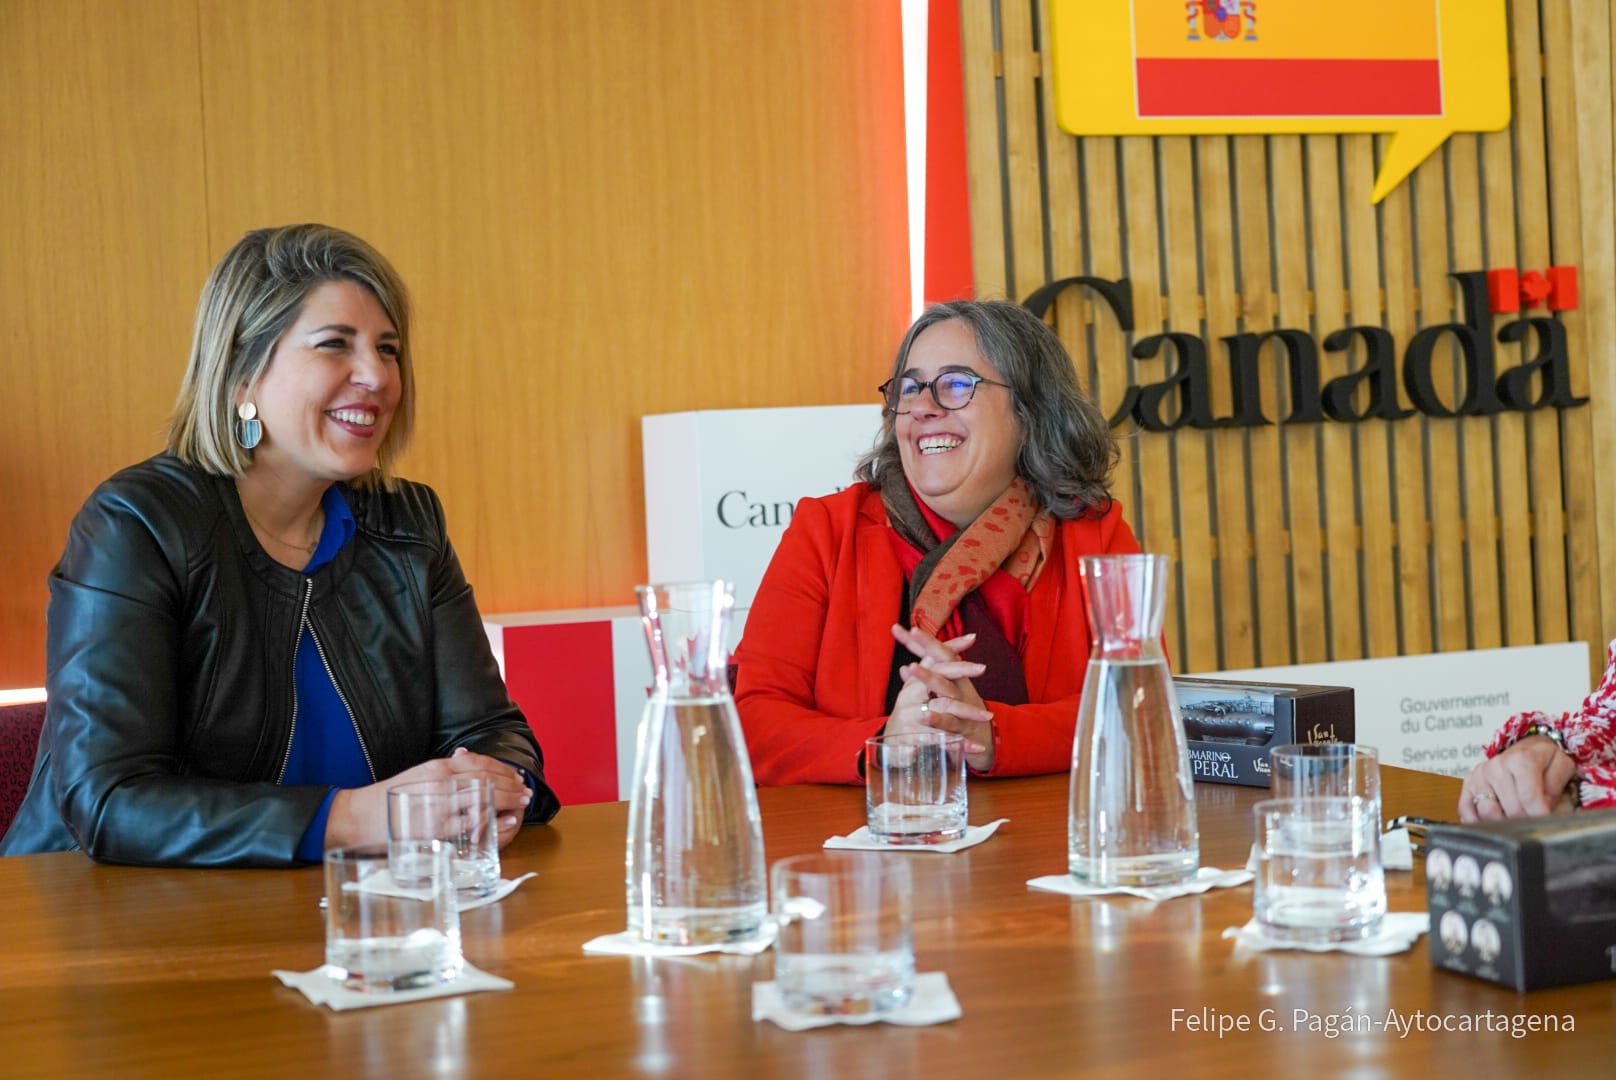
[1050,1,1510,203]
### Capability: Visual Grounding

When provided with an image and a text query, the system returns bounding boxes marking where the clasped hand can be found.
[326,747,533,850]
[885,623,996,772]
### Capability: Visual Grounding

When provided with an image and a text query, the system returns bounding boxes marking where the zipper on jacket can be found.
[306,595,378,782]
[277,579,315,783]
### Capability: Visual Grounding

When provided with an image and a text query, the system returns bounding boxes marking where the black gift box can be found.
[1425,811,1616,991]
[1172,677,1356,788]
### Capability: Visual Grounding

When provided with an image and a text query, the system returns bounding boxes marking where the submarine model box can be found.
[1172,677,1356,788]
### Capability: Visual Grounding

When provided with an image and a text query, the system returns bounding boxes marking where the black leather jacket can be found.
[1,454,560,866]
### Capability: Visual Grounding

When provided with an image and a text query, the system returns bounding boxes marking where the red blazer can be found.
[734,483,1141,786]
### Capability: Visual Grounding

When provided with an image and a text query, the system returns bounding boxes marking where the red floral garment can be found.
[1484,638,1616,809]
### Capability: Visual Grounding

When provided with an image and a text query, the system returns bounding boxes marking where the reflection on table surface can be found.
[2,767,1611,1077]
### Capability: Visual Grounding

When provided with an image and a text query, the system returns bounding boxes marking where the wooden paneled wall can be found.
[961,0,1616,680]
[0,0,910,688]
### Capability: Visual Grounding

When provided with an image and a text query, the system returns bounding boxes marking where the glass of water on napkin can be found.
[1252,797,1387,943]
[771,853,914,1016]
[865,731,967,844]
[325,843,463,992]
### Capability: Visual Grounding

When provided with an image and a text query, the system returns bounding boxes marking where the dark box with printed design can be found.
[1424,811,1616,991]
[1172,678,1355,788]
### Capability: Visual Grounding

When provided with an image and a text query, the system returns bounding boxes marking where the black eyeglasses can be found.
[878,371,1010,414]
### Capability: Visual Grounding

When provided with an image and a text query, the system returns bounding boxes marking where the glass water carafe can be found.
[1068,554,1199,886]
[626,580,767,944]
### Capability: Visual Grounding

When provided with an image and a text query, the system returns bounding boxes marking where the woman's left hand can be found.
[889,623,996,772]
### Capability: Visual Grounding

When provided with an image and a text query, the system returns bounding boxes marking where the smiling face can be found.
[242,280,402,491]
[894,318,1024,527]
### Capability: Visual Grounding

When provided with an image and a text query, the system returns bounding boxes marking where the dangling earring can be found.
[235,402,262,450]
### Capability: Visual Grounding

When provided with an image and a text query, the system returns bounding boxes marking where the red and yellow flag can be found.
[1132,1,1442,118]
[1049,0,1510,203]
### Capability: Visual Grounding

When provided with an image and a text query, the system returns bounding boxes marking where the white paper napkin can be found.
[1222,911,1430,956]
[322,872,537,912]
[753,971,962,1030]
[824,818,1010,853]
[272,962,513,1011]
[582,920,778,957]
[1027,866,1253,901]
[1381,828,1414,871]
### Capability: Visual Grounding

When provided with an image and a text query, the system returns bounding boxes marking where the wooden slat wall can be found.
[0,0,911,688]
[964,0,1616,678]
[1513,2,1569,648]
[0,0,212,683]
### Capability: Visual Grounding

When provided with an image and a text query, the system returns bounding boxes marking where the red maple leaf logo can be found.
[1518,271,1552,308]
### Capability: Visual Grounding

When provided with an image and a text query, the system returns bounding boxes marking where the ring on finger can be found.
[919,700,930,716]
[1472,791,1498,805]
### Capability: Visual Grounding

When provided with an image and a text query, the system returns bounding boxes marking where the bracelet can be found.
[1521,722,1567,753]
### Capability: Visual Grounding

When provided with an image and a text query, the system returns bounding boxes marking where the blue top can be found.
[282,485,536,862]
[285,487,367,862]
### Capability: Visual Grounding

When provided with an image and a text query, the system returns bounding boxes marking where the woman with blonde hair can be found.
[2,224,558,865]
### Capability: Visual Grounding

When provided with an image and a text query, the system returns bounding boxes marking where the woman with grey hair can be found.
[2,224,559,866]
[735,299,1140,785]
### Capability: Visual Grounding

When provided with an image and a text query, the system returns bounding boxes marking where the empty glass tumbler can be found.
[1269,742,1381,819]
[1068,553,1199,886]
[625,580,767,945]
[387,776,501,902]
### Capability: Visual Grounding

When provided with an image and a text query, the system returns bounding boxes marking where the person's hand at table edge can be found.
[1459,734,1577,821]
[325,748,533,850]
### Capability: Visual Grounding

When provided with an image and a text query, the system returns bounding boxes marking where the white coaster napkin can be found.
[582,920,778,957]
[322,872,537,913]
[1381,828,1414,871]
[272,962,513,1011]
[824,818,1009,853]
[1222,911,1430,956]
[753,971,962,1030]
[1027,866,1253,901]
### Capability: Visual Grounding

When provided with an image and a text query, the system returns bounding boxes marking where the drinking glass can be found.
[325,843,463,992]
[771,853,914,1016]
[1270,743,1380,807]
[865,731,968,844]
[1269,742,1382,867]
[1252,797,1387,943]
[388,776,501,902]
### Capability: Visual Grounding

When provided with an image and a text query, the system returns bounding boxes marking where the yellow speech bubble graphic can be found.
[1049,1,1510,203]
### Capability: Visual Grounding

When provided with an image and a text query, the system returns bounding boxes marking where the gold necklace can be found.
[240,502,322,556]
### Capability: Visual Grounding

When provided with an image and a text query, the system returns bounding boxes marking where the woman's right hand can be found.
[1458,735,1577,821]
[325,748,533,850]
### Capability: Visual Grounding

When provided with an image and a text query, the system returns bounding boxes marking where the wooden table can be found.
[2,768,1610,1077]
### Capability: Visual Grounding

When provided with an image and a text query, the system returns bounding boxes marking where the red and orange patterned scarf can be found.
[881,470,1054,639]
